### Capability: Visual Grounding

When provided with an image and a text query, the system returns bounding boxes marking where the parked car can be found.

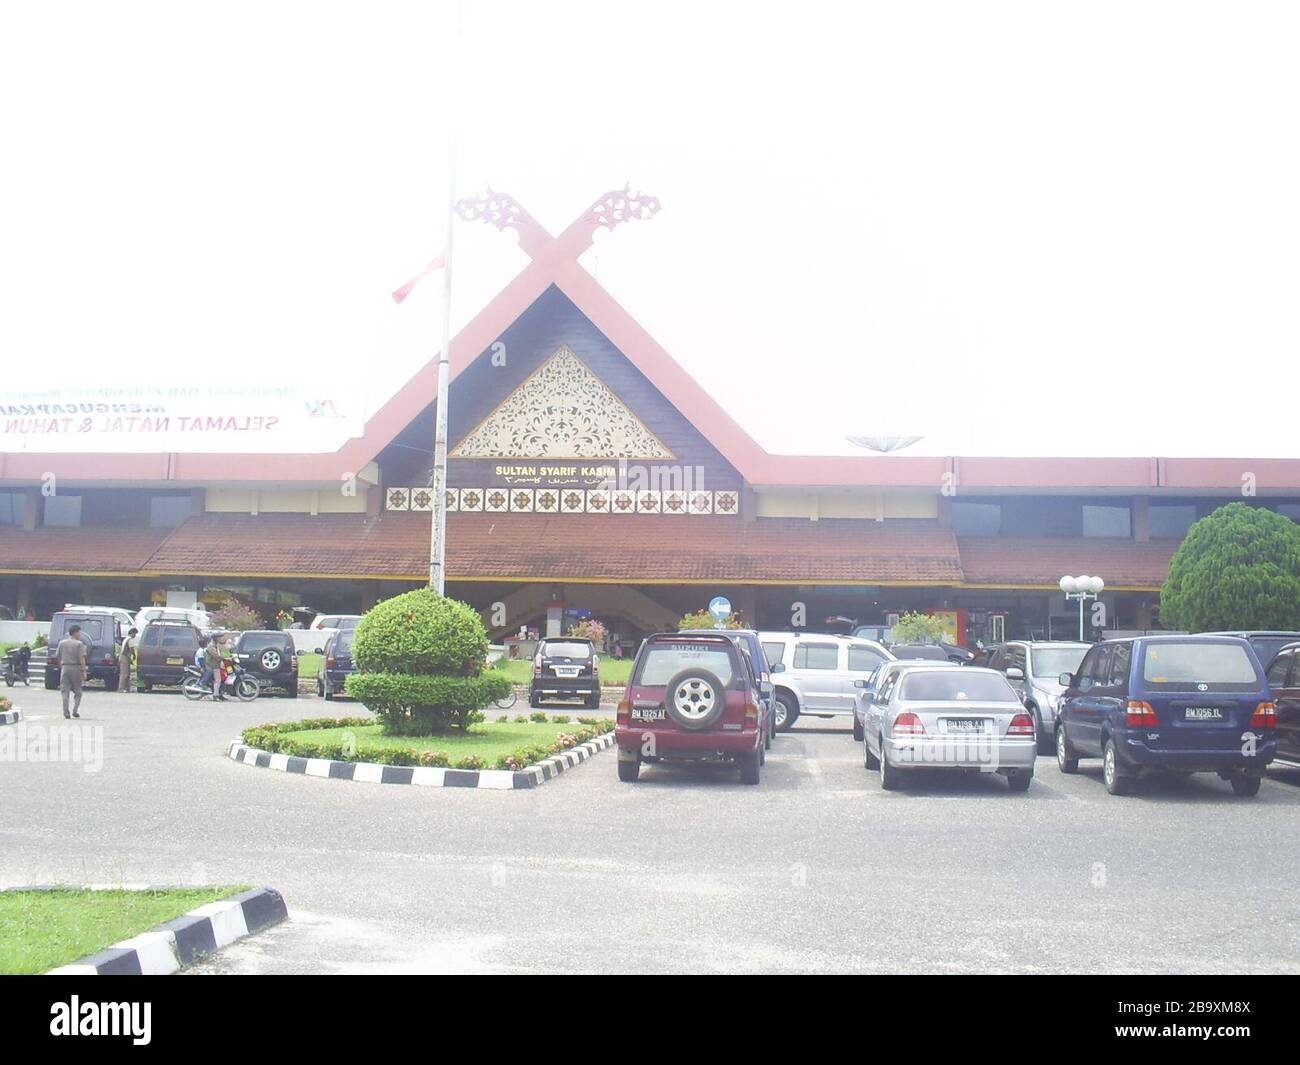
[986,641,1090,754]
[1202,631,1300,673]
[135,620,202,691]
[318,628,357,700]
[63,604,134,635]
[758,632,893,731]
[679,628,777,749]
[43,610,122,690]
[616,632,765,784]
[851,659,962,740]
[529,637,601,709]
[862,665,1038,791]
[889,643,952,663]
[233,630,299,697]
[134,606,213,634]
[1262,640,1300,765]
[312,614,362,631]
[1055,635,1276,796]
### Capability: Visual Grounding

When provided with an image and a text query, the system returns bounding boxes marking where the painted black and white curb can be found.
[0,706,22,725]
[46,887,288,975]
[226,731,615,790]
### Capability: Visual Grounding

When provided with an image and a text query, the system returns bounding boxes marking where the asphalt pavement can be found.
[2,684,1299,973]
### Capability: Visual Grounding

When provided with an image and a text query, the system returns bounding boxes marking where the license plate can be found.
[554,667,581,677]
[630,706,665,722]
[1184,707,1224,720]
[944,718,985,733]
[167,657,185,665]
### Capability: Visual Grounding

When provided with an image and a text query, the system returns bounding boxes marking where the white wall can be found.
[0,620,50,645]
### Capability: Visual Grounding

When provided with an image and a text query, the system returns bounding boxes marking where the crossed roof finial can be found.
[456,184,661,263]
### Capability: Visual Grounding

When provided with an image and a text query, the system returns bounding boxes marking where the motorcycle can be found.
[181,662,260,702]
[3,645,32,687]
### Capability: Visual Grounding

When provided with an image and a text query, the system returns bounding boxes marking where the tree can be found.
[346,588,511,734]
[891,612,949,644]
[676,608,745,630]
[210,599,263,632]
[1160,502,1300,631]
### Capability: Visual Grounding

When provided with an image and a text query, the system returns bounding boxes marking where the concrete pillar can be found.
[1132,496,1149,542]
[937,494,953,528]
[366,485,382,518]
[190,488,206,517]
[23,487,39,531]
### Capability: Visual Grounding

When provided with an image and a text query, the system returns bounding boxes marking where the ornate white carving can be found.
[451,347,676,460]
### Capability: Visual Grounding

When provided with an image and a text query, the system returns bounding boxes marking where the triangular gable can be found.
[450,346,676,461]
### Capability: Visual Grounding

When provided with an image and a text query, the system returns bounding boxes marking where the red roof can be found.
[957,537,1177,589]
[0,525,174,575]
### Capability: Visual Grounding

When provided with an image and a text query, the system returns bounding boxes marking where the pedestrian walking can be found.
[56,623,89,719]
[118,626,138,692]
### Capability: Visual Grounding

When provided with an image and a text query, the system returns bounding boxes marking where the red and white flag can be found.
[391,252,446,304]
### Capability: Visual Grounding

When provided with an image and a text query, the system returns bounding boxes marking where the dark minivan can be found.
[44,610,121,690]
[1263,641,1300,764]
[529,637,600,709]
[135,621,202,690]
[319,628,357,700]
[1056,635,1275,796]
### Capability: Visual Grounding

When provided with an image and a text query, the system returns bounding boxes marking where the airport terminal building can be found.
[4,188,1300,646]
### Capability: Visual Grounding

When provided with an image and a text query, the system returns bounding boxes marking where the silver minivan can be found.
[758,631,893,730]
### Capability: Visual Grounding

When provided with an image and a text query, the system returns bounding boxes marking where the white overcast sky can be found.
[3,1,1298,458]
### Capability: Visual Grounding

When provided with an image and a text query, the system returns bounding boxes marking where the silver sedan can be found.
[861,666,1038,792]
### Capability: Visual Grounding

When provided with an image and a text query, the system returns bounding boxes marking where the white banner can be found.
[0,384,365,454]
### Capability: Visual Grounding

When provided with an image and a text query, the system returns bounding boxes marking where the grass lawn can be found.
[494,657,633,686]
[0,886,247,974]
[297,652,322,679]
[278,720,605,762]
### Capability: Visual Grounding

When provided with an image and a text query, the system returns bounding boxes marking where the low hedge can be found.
[239,715,613,772]
[345,671,513,735]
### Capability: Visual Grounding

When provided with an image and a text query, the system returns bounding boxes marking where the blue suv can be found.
[1055,635,1275,797]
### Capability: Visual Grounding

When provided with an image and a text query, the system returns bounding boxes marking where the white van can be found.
[757,631,894,731]
[134,606,213,633]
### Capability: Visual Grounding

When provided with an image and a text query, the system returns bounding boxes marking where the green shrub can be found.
[1161,502,1300,631]
[892,612,949,643]
[345,672,509,734]
[551,714,571,724]
[514,714,529,723]
[352,589,489,676]
[529,711,548,723]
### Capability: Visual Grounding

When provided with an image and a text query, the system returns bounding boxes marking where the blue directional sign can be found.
[707,596,732,623]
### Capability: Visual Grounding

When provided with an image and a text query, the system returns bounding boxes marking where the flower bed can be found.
[240,714,614,772]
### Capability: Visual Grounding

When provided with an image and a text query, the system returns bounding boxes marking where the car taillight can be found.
[1251,701,1277,729]
[1007,713,1035,737]
[1126,700,1159,727]
[533,654,542,676]
[892,712,925,736]
[616,699,631,726]
[744,701,758,727]
[327,657,336,668]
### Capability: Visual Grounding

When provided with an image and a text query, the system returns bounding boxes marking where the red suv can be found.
[616,633,765,785]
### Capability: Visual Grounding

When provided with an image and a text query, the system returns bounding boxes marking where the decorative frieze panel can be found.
[385,487,734,516]
[450,346,676,461]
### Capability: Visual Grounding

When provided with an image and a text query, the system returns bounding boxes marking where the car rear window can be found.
[160,628,196,649]
[634,642,735,687]
[58,617,107,643]
[336,631,354,654]
[239,633,290,653]
[899,671,1017,702]
[542,641,592,659]
[1141,642,1260,689]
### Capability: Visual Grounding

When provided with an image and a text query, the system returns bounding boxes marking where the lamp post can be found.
[1059,575,1105,641]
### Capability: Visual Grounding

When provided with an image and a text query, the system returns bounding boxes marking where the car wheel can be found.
[739,748,761,785]
[104,674,119,692]
[1231,773,1262,797]
[774,692,799,732]
[617,758,640,783]
[286,685,299,698]
[323,688,334,701]
[139,680,152,692]
[758,742,765,766]
[259,649,283,673]
[1027,705,1052,755]
[852,713,864,742]
[878,737,901,790]
[663,669,726,731]
[1007,768,1033,792]
[45,674,58,691]
[1102,738,1131,795]
[1056,726,1079,774]
[528,689,542,709]
[586,693,601,710]
[863,734,880,770]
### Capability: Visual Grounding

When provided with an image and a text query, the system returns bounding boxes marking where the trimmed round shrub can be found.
[1161,502,1300,631]
[346,671,511,734]
[352,589,489,676]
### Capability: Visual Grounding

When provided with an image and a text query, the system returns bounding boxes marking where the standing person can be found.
[196,636,211,697]
[56,623,89,719]
[118,627,138,693]
[209,633,229,701]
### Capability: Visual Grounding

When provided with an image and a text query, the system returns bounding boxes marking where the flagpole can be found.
[429,3,460,595]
